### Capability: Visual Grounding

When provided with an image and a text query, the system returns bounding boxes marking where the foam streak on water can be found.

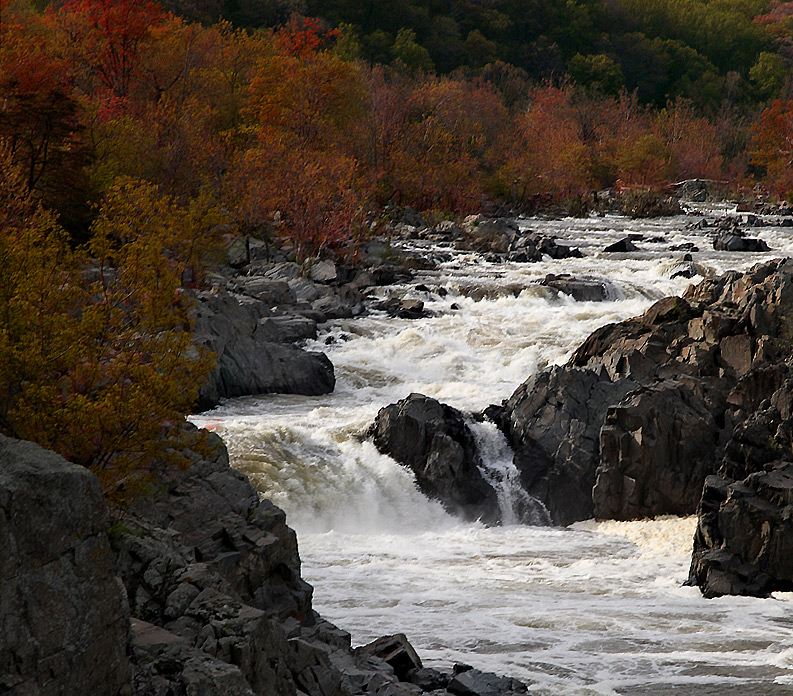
[194,210,793,694]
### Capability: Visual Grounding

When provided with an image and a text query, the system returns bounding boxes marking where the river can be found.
[192,208,793,695]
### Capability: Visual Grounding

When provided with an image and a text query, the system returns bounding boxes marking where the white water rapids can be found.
[193,208,793,694]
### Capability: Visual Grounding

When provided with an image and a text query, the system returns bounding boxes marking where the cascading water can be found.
[467,419,550,526]
[194,209,793,695]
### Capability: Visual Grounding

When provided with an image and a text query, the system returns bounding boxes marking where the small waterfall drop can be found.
[467,419,551,526]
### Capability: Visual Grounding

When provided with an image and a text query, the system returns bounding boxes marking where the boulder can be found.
[541,274,614,302]
[115,428,313,625]
[375,297,428,320]
[688,468,793,598]
[193,289,335,410]
[603,237,637,253]
[494,367,636,525]
[359,635,422,681]
[713,230,770,252]
[595,381,718,520]
[447,666,528,696]
[0,436,132,696]
[497,259,793,533]
[370,394,501,523]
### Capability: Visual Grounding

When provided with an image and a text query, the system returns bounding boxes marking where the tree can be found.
[750,99,793,196]
[0,163,215,504]
[51,0,167,99]
[0,11,90,229]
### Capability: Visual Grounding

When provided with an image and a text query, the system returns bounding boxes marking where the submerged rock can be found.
[541,274,614,302]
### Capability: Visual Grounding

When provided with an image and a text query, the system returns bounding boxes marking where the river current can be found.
[193,208,793,695]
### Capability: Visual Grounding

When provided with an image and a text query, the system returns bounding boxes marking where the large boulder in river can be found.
[370,394,501,524]
[0,436,132,695]
[687,374,793,597]
[495,259,793,530]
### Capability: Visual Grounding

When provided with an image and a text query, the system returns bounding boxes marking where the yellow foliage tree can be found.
[0,161,216,505]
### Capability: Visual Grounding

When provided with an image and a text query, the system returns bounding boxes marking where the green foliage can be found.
[750,52,789,100]
[568,53,624,96]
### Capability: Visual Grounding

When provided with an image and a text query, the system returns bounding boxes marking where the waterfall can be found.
[467,419,551,526]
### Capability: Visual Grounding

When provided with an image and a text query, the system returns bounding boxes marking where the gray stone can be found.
[370,394,501,524]
[0,436,132,696]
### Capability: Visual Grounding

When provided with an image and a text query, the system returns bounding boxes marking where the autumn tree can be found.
[502,84,589,204]
[0,9,90,230]
[750,99,793,197]
[0,162,216,504]
[50,0,167,99]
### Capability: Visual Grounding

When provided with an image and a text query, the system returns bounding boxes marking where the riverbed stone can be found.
[370,394,501,524]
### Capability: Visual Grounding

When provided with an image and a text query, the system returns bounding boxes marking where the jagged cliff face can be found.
[0,436,132,695]
[0,430,526,696]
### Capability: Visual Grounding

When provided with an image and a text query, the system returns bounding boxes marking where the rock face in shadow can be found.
[494,260,793,544]
[0,436,132,696]
[687,375,793,598]
[370,394,501,524]
[193,289,335,411]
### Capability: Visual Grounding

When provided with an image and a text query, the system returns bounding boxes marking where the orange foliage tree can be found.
[750,99,793,197]
[237,18,370,260]
[502,85,589,203]
[50,0,168,99]
[0,9,89,221]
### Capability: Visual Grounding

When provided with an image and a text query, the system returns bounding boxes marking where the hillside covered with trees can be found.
[3,0,793,495]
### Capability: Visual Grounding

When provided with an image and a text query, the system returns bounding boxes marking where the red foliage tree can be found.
[51,0,167,99]
[750,99,793,197]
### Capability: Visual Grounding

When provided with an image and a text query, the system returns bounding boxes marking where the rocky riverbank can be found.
[0,432,531,695]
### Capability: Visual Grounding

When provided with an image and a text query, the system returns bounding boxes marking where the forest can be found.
[2,0,793,495]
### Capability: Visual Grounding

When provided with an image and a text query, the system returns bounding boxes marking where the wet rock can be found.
[688,467,793,598]
[496,367,637,525]
[669,254,700,279]
[447,668,528,696]
[255,316,318,343]
[407,668,450,691]
[0,436,132,696]
[603,237,637,253]
[359,635,422,681]
[194,289,335,410]
[595,381,719,520]
[541,274,613,302]
[499,260,793,532]
[370,394,501,523]
[713,229,770,252]
[376,297,428,320]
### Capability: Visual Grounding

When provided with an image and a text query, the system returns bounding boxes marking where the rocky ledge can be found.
[0,432,531,695]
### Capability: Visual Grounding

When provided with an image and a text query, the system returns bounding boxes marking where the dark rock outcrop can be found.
[495,259,793,532]
[687,373,793,597]
[2,427,531,695]
[541,274,615,302]
[603,237,637,253]
[454,217,581,261]
[370,394,501,523]
[0,436,132,696]
[713,227,770,252]
[194,289,335,410]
